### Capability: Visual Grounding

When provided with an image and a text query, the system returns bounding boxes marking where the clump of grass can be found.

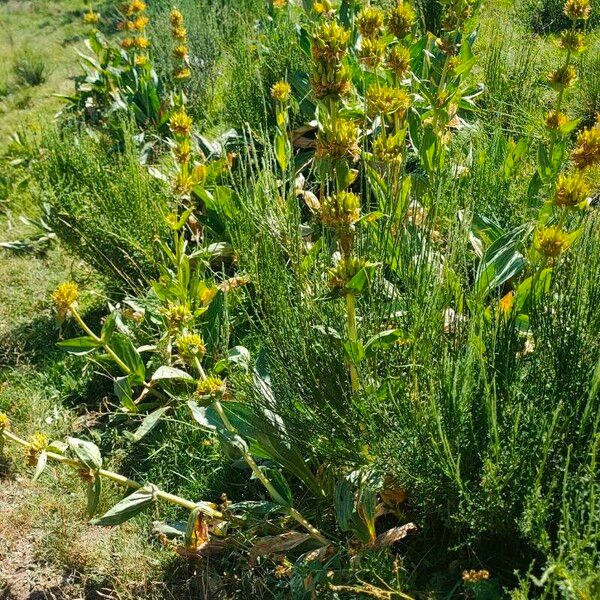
[12,47,47,87]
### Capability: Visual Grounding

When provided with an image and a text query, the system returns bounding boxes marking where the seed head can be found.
[312,21,350,64]
[366,85,410,119]
[356,6,384,39]
[271,80,292,102]
[535,227,570,258]
[320,191,361,229]
[176,333,206,364]
[196,376,227,399]
[387,2,415,40]
[169,106,193,137]
[328,256,375,294]
[387,45,411,78]
[571,126,600,169]
[563,0,591,21]
[554,173,590,207]
[547,65,577,91]
[52,282,79,317]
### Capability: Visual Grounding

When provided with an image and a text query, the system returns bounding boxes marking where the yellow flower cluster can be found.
[164,303,192,330]
[83,10,101,25]
[356,6,384,39]
[0,412,10,430]
[563,0,591,21]
[315,119,360,162]
[119,0,149,59]
[386,45,411,78]
[387,2,415,40]
[177,333,206,365]
[170,9,190,82]
[535,227,570,259]
[169,106,193,137]
[320,191,361,229]
[571,125,600,170]
[26,433,49,466]
[271,80,291,103]
[366,85,410,120]
[553,173,590,208]
[196,376,227,399]
[52,282,79,317]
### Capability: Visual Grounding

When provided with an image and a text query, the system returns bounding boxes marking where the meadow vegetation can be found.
[1,0,599,598]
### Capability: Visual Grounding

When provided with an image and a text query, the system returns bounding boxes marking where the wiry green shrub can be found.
[34,125,169,291]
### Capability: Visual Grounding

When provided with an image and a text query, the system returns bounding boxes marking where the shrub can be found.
[34,124,170,290]
[12,47,47,87]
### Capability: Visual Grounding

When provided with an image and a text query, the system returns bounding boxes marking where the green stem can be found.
[345,292,360,392]
[1,428,218,516]
[211,400,328,545]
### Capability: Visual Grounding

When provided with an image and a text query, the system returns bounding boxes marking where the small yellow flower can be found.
[174,138,191,164]
[563,0,591,21]
[196,376,227,399]
[135,54,149,66]
[387,1,415,40]
[273,0,287,8]
[83,10,101,24]
[0,412,10,430]
[499,291,515,314]
[26,432,49,466]
[271,80,292,102]
[559,30,586,53]
[366,85,410,119]
[169,106,193,137]
[176,333,206,364]
[128,0,146,14]
[544,111,568,130]
[554,173,590,207]
[462,570,490,583]
[387,45,411,78]
[174,66,191,80]
[169,8,184,27]
[356,6,385,39]
[164,303,192,330]
[52,282,79,317]
[132,15,149,30]
[133,36,150,49]
[320,191,361,229]
[547,65,577,91]
[535,227,570,258]
[172,25,187,41]
[571,126,600,170]
[121,37,135,50]
[173,44,189,60]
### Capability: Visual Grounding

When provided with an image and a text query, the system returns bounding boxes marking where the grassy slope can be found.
[0,3,192,599]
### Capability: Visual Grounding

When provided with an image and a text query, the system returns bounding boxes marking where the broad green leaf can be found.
[151,366,193,381]
[218,429,249,457]
[188,401,220,431]
[32,451,47,482]
[364,329,402,357]
[214,346,251,374]
[255,465,292,507]
[114,376,138,413]
[87,474,102,517]
[68,437,103,471]
[130,407,169,442]
[57,336,101,355]
[92,488,156,526]
[110,333,145,383]
[101,312,117,344]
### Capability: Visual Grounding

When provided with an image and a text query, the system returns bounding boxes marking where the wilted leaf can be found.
[249,532,312,565]
[32,451,47,482]
[373,522,417,549]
